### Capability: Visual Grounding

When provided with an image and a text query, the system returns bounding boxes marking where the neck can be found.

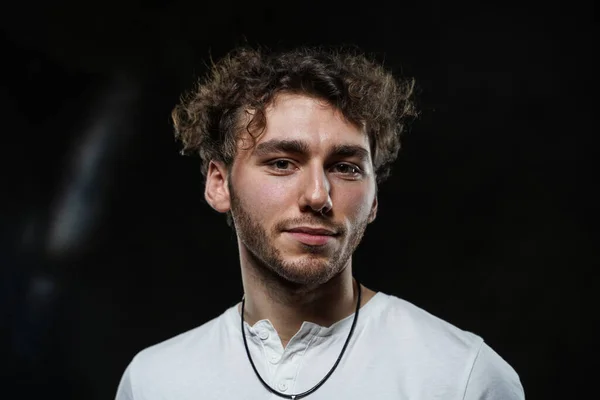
[239,249,361,347]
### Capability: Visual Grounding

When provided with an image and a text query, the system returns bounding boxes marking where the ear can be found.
[368,195,378,223]
[205,160,231,213]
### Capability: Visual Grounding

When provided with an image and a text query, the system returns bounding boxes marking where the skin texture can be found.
[205,93,378,346]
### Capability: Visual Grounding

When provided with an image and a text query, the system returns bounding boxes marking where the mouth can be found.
[284,226,338,246]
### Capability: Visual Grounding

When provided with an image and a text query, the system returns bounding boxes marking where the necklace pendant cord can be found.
[240,278,362,399]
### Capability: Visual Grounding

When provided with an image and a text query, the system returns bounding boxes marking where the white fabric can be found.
[115,292,525,399]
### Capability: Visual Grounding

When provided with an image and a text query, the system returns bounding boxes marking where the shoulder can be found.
[367,292,524,398]
[116,305,238,399]
[463,342,525,399]
[370,292,484,351]
[135,307,235,364]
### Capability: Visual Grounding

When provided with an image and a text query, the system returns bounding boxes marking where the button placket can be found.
[258,329,270,340]
[268,352,281,364]
[277,380,289,392]
[270,332,314,397]
[268,352,294,394]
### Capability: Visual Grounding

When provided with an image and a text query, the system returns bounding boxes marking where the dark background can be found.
[0,1,595,399]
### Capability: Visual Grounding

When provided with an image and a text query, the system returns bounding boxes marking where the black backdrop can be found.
[0,1,594,399]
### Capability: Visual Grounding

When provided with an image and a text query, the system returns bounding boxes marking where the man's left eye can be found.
[332,163,361,174]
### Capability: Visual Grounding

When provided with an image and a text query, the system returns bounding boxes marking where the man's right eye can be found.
[268,159,294,170]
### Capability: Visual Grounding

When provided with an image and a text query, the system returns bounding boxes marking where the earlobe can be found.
[204,160,231,213]
[368,196,378,223]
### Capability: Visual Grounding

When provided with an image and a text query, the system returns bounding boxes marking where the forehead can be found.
[239,93,368,152]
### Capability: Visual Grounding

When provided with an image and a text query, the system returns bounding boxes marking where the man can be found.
[115,46,525,399]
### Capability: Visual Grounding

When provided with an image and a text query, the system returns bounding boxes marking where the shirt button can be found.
[258,330,269,340]
[278,381,289,392]
[269,353,281,364]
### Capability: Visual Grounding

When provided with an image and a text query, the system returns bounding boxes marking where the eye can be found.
[331,163,362,175]
[268,159,295,171]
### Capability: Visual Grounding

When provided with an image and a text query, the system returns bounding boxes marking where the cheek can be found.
[237,178,293,216]
[335,186,375,220]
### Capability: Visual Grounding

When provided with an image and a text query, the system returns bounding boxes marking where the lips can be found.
[287,227,337,236]
[285,226,337,246]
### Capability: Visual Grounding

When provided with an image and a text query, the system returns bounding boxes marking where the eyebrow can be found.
[329,144,370,161]
[254,139,310,157]
[253,139,370,161]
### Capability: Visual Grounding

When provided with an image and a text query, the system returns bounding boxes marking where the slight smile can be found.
[284,226,338,246]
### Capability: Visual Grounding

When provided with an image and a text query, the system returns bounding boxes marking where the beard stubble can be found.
[229,182,369,287]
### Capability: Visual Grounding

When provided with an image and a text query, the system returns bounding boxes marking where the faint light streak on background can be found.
[45,73,141,258]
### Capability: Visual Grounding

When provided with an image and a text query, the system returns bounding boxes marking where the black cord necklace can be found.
[240,279,362,400]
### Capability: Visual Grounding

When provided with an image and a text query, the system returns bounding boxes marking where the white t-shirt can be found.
[115,292,525,399]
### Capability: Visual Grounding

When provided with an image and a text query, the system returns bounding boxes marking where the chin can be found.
[274,257,339,286]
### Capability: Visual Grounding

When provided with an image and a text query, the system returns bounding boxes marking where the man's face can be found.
[225,93,378,286]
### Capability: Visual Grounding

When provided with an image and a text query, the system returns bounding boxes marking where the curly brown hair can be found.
[171,45,417,183]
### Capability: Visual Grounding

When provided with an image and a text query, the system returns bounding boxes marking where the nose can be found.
[299,165,333,215]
